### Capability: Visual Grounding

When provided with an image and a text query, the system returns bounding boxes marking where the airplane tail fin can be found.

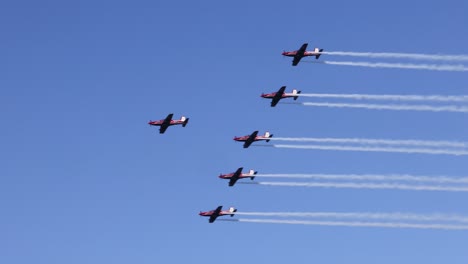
[316,48,324,59]
[250,170,257,180]
[229,207,237,216]
[293,89,301,100]
[265,131,273,142]
[182,117,189,127]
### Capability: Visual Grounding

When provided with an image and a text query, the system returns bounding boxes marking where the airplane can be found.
[199,206,237,223]
[233,131,273,148]
[282,43,324,66]
[148,113,189,134]
[261,86,301,107]
[219,167,258,186]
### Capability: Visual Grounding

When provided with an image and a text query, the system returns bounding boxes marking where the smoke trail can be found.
[255,173,468,184]
[255,181,468,192]
[298,93,468,103]
[305,60,468,72]
[216,219,239,222]
[273,144,468,156]
[236,218,468,230]
[321,51,468,62]
[234,212,468,223]
[300,102,468,113]
[270,137,468,148]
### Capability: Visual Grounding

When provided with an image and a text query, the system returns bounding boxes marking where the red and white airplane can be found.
[261,86,301,107]
[219,167,257,187]
[233,131,273,148]
[282,43,324,66]
[199,206,237,223]
[148,113,189,134]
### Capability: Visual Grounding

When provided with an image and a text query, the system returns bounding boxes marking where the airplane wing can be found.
[164,113,174,123]
[292,56,302,66]
[228,178,238,187]
[298,43,308,54]
[159,124,169,134]
[233,167,243,177]
[214,206,222,214]
[209,206,223,223]
[159,113,174,134]
[243,131,259,148]
[271,86,286,107]
[229,167,243,186]
[292,43,308,66]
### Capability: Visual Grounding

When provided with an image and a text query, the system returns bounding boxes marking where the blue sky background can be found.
[1,1,468,263]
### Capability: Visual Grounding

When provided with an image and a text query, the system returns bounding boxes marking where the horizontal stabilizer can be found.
[316,48,324,59]
[294,90,301,100]
[182,118,190,127]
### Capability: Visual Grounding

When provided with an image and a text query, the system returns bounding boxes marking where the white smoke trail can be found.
[300,102,468,113]
[255,173,468,184]
[305,60,468,72]
[298,93,468,103]
[255,181,468,192]
[270,137,468,148]
[321,51,468,62]
[236,218,468,230]
[273,144,468,156]
[234,212,468,223]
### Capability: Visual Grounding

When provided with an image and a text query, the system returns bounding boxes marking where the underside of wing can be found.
[271,97,280,107]
[229,178,238,186]
[159,124,169,134]
[292,56,301,66]
[298,43,308,53]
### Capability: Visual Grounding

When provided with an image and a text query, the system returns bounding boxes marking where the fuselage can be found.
[148,120,184,126]
[233,136,269,142]
[282,51,320,57]
[261,93,296,99]
[219,173,252,180]
[199,210,231,217]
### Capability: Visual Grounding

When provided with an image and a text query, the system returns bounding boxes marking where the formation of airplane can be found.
[149,43,324,223]
[261,86,301,107]
[233,131,273,148]
[282,43,324,66]
[148,113,189,134]
[219,167,257,186]
[199,206,237,223]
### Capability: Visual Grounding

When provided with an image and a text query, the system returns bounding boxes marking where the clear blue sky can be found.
[1,1,468,263]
